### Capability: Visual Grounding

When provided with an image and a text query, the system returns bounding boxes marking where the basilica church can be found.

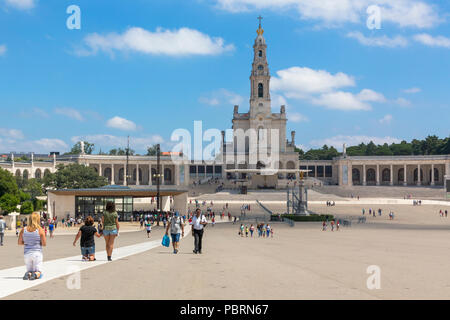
[222,21,300,189]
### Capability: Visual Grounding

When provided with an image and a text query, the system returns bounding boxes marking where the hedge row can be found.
[271,214,335,222]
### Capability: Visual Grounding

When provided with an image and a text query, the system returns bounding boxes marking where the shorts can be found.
[81,246,95,256]
[24,251,43,273]
[103,229,118,236]
[171,233,181,243]
[147,229,151,234]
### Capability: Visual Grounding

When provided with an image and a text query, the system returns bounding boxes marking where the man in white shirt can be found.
[0,215,6,246]
[190,208,207,254]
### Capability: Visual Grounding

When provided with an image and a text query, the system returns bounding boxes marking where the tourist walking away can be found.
[266,224,271,237]
[73,216,101,261]
[18,212,46,280]
[0,215,6,246]
[245,225,249,237]
[331,220,335,231]
[250,224,254,237]
[191,208,207,254]
[102,202,120,261]
[145,220,152,238]
[166,212,184,254]
[322,221,327,231]
[239,224,244,237]
[48,221,54,238]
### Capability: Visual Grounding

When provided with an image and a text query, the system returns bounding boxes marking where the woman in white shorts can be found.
[18,212,47,280]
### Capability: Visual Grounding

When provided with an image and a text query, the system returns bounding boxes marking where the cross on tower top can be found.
[257,15,263,27]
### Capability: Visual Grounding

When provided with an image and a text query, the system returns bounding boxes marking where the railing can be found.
[256,200,294,227]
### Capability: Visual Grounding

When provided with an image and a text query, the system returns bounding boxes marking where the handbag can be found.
[162,234,170,247]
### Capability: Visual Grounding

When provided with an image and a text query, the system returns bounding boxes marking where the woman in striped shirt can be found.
[18,212,47,280]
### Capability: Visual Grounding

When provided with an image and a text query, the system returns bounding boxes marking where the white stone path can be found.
[0,229,191,299]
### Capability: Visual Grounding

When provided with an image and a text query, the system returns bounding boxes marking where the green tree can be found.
[20,201,34,214]
[19,190,31,203]
[365,141,377,155]
[390,141,413,155]
[66,141,95,155]
[44,163,108,189]
[146,144,160,156]
[33,199,45,211]
[0,168,19,197]
[0,193,20,213]
[22,178,44,199]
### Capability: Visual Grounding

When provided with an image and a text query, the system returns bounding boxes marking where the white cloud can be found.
[199,97,220,106]
[271,67,355,97]
[379,114,393,124]
[311,91,372,111]
[0,45,6,56]
[78,27,234,57]
[289,112,309,123]
[34,138,68,151]
[214,0,441,28]
[54,107,84,121]
[19,107,49,119]
[0,132,68,153]
[272,67,390,111]
[199,89,244,106]
[357,89,386,102]
[0,128,24,140]
[106,116,138,131]
[347,31,408,48]
[71,134,164,152]
[310,135,401,150]
[5,0,35,10]
[403,87,421,94]
[271,93,288,107]
[394,97,411,107]
[413,33,450,48]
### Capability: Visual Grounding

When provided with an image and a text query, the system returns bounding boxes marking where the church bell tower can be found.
[250,16,271,118]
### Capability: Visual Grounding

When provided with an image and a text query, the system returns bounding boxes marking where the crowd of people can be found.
[361,207,395,219]
[14,202,217,281]
[239,223,273,238]
[439,209,449,217]
[322,219,340,231]
[326,201,336,207]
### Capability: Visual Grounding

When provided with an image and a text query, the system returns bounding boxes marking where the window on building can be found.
[258,50,262,57]
[325,166,332,177]
[258,83,264,98]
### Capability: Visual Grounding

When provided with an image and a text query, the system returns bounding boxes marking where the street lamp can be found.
[151,144,161,211]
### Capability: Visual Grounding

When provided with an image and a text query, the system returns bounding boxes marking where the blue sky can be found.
[0,0,449,154]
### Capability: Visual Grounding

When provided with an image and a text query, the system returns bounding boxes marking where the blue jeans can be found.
[81,246,95,256]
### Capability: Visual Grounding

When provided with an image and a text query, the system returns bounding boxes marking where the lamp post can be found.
[151,144,162,211]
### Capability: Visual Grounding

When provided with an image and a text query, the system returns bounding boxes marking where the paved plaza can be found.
[1,186,450,300]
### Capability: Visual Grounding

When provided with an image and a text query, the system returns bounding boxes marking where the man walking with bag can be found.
[191,208,207,254]
[166,211,184,254]
[0,215,6,246]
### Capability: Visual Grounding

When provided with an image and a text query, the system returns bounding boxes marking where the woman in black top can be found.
[73,216,101,261]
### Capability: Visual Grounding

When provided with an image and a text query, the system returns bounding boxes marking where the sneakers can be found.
[23,272,31,280]
[193,250,198,254]
[107,256,112,261]
[30,272,43,280]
